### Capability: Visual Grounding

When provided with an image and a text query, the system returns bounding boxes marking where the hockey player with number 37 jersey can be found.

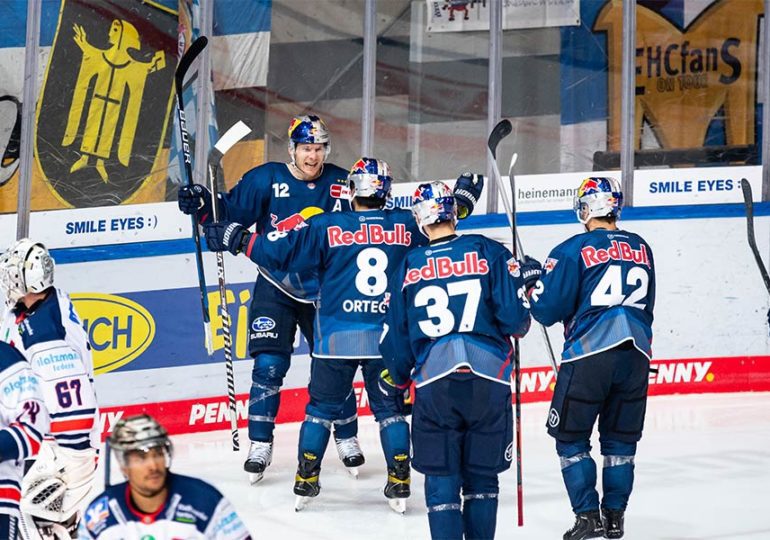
[521,177,656,540]
[379,181,530,539]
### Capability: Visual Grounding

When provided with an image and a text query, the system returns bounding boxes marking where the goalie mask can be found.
[412,181,457,232]
[574,177,623,225]
[110,414,173,468]
[288,114,331,163]
[0,238,55,306]
[348,157,392,204]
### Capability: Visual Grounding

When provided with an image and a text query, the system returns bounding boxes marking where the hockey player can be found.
[177,114,364,482]
[0,239,99,539]
[203,159,484,512]
[522,177,656,540]
[379,181,531,539]
[0,341,48,538]
[80,414,251,539]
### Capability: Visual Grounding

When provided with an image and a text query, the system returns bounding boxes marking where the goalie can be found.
[0,239,100,539]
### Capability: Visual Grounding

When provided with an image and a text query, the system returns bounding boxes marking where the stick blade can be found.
[174,36,208,98]
[487,119,512,159]
[214,121,252,155]
[741,178,753,207]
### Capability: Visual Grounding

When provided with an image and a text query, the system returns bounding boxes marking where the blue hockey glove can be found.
[178,184,213,224]
[520,255,543,291]
[204,221,250,255]
[379,369,410,415]
[454,173,484,219]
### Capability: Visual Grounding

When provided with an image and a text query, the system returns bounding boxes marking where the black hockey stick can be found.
[507,153,559,376]
[174,36,214,356]
[103,438,111,488]
[208,120,252,451]
[487,118,524,527]
[741,179,770,293]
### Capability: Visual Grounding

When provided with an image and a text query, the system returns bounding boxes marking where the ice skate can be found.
[244,440,272,484]
[384,454,410,514]
[563,510,604,540]
[293,452,321,512]
[601,508,624,539]
[335,436,365,478]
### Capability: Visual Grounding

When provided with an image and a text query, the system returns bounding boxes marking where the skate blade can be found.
[345,466,360,479]
[295,495,315,512]
[248,472,265,485]
[388,498,406,514]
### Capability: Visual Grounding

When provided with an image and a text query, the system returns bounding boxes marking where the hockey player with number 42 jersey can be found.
[520,177,656,540]
[379,181,530,540]
[204,159,484,513]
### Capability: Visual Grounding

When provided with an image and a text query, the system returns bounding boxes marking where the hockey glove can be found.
[520,255,543,292]
[177,184,214,224]
[379,369,410,415]
[204,221,251,255]
[454,173,484,219]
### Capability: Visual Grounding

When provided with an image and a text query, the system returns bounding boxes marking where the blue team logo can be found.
[252,317,276,332]
[85,496,109,532]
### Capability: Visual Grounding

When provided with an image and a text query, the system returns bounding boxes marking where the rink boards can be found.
[2,165,768,436]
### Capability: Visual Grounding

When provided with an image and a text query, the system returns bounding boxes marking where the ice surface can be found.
[101,392,770,539]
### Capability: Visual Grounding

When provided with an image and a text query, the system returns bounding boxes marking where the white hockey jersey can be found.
[0,288,99,453]
[0,342,48,517]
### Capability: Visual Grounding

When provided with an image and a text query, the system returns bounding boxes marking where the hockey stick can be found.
[741,179,770,293]
[208,120,252,451]
[174,36,214,356]
[487,119,524,527]
[507,154,559,376]
[103,438,111,488]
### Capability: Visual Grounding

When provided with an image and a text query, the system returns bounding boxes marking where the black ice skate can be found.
[383,454,410,514]
[563,510,604,540]
[335,436,365,478]
[244,440,273,484]
[294,452,321,512]
[601,508,625,539]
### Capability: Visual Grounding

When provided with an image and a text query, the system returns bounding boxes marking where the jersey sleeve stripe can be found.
[10,422,41,455]
[50,408,97,419]
[50,417,95,434]
[0,486,21,504]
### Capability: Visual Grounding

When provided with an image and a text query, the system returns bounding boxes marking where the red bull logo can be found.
[269,206,324,232]
[581,241,651,269]
[350,158,369,174]
[327,223,412,247]
[403,252,489,286]
[578,178,601,197]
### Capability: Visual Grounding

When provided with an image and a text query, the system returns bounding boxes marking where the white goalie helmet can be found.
[0,238,55,306]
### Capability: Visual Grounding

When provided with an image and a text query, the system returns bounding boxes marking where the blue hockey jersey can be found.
[243,208,427,358]
[219,162,350,301]
[79,473,250,539]
[529,228,655,363]
[379,234,531,388]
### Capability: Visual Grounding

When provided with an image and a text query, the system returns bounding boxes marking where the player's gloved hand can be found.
[178,184,213,224]
[520,255,543,291]
[454,173,484,219]
[204,221,250,255]
[379,369,409,415]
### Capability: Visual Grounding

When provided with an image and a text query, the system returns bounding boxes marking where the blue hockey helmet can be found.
[287,114,330,162]
[573,177,623,224]
[412,181,457,231]
[347,157,392,203]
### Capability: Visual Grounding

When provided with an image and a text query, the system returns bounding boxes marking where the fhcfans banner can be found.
[34,0,177,208]
[595,0,764,150]
[425,0,581,33]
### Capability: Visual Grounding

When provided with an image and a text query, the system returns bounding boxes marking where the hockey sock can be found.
[557,439,600,513]
[601,440,636,510]
[248,353,289,441]
[461,473,499,540]
[332,389,359,440]
[425,474,463,540]
[297,415,333,463]
[378,416,410,468]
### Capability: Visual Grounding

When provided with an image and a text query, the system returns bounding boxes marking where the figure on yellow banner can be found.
[62,20,165,183]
